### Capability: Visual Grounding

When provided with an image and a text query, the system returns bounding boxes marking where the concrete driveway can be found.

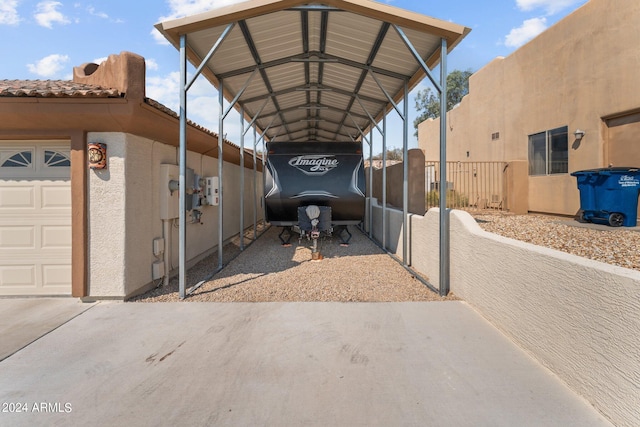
[0,300,612,426]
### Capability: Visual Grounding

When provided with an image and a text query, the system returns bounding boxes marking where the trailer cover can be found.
[264,142,366,226]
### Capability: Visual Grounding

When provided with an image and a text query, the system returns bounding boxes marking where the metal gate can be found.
[426,161,507,211]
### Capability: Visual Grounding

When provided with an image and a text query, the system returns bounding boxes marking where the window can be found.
[44,150,71,167]
[528,126,568,175]
[1,151,33,168]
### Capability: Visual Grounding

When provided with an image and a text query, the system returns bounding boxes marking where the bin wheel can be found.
[576,210,588,223]
[608,212,624,227]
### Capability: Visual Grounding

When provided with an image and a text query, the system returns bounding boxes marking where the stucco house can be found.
[419,0,639,218]
[0,52,263,299]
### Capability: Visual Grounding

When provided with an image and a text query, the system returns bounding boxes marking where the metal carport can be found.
[154,0,470,298]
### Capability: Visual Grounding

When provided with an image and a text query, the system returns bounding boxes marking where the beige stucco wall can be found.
[419,0,640,216]
[366,149,426,214]
[87,132,263,298]
[374,204,640,426]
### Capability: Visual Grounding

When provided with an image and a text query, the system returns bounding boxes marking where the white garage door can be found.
[0,142,72,295]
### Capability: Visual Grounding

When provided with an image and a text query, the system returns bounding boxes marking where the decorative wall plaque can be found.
[88,142,107,169]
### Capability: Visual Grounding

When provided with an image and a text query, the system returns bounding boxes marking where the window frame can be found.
[528,126,568,176]
[1,150,34,169]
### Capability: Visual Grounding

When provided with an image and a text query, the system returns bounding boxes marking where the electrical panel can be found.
[160,164,179,220]
[204,176,219,206]
[161,164,210,221]
[153,238,164,256]
[152,261,165,280]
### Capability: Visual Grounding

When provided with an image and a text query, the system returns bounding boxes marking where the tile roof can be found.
[0,79,121,98]
[0,79,245,151]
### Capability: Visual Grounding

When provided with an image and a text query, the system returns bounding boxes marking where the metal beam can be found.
[242,86,298,105]
[223,68,258,120]
[333,22,390,140]
[187,23,235,91]
[382,114,387,250]
[239,20,292,138]
[239,105,245,251]
[439,38,450,296]
[368,125,373,238]
[242,97,271,135]
[393,25,443,93]
[178,34,188,299]
[253,127,258,241]
[355,95,383,135]
[402,79,409,267]
[370,71,403,118]
[217,79,225,270]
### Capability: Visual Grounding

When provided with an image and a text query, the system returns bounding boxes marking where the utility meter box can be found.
[205,176,219,206]
[160,164,179,220]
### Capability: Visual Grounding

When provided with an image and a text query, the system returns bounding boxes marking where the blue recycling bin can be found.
[571,167,640,227]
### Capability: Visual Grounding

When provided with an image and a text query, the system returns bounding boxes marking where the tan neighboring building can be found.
[0,52,262,298]
[419,0,640,217]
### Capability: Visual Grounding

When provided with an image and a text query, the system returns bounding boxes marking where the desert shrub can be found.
[426,189,469,208]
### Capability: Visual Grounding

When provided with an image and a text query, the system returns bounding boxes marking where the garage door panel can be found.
[0,265,36,288]
[42,225,72,248]
[0,226,35,249]
[0,141,71,295]
[0,185,35,209]
[41,184,71,209]
[42,264,72,288]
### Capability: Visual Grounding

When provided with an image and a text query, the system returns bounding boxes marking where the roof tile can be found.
[0,79,120,98]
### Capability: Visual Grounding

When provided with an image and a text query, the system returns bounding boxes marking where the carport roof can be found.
[155,0,470,143]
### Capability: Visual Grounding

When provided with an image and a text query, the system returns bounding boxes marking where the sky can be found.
[0,0,589,153]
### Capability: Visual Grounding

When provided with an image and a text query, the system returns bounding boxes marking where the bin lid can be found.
[571,167,639,176]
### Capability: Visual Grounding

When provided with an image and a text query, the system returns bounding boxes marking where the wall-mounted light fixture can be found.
[573,129,585,141]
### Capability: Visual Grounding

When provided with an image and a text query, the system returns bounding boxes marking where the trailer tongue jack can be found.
[298,205,330,260]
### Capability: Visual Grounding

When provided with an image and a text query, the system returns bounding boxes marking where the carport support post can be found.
[439,38,450,296]
[178,34,188,299]
[402,80,409,267]
[239,106,245,251]
[368,125,373,238]
[218,79,224,269]
[382,114,387,250]
[253,127,258,241]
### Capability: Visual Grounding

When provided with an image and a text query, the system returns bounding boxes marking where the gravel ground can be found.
[473,211,640,272]
[132,211,639,303]
[132,223,456,302]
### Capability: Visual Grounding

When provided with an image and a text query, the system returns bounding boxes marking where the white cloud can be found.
[504,17,547,48]
[0,0,20,25]
[159,0,244,21]
[516,0,583,15]
[92,57,108,65]
[27,54,70,77]
[151,28,169,45]
[146,59,159,71]
[152,0,245,44]
[146,71,242,140]
[34,1,70,28]
[87,6,108,19]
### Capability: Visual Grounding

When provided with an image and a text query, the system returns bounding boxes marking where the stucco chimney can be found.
[73,51,146,100]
